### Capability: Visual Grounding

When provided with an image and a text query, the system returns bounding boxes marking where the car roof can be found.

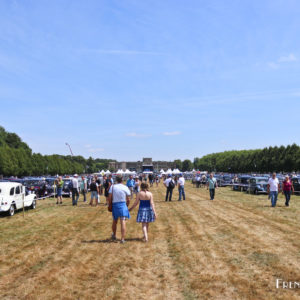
[0,182,22,190]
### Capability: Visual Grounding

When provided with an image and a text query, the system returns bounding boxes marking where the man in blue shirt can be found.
[206,173,218,200]
[126,175,135,200]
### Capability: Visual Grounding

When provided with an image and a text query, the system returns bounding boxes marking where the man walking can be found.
[268,172,280,207]
[164,174,175,202]
[178,173,186,201]
[80,175,87,202]
[108,175,131,244]
[126,175,135,200]
[71,174,80,206]
[207,173,217,200]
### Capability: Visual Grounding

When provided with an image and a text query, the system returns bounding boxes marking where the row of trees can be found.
[0,146,113,177]
[192,144,300,173]
[1,126,299,176]
[0,126,113,176]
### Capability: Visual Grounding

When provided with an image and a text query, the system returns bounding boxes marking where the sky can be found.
[0,0,300,161]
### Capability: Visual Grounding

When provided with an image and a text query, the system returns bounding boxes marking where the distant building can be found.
[108,158,175,172]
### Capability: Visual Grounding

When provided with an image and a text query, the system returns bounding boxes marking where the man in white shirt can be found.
[267,173,280,207]
[71,174,80,206]
[108,175,131,244]
[178,173,186,201]
[164,174,175,201]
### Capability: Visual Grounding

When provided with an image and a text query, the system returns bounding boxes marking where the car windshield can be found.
[257,179,267,183]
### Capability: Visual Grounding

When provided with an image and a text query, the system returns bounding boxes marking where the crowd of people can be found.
[52,171,295,243]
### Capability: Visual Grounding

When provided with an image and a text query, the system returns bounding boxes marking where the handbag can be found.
[108,186,113,212]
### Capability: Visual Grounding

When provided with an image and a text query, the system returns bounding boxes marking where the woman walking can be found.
[129,183,157,242]
[282,175,294,206]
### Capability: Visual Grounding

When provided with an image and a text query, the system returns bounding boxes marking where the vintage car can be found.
[0,182,37,216]
[248,177,269,194]
[291,177,300,194]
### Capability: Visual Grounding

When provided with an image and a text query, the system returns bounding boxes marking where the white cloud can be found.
[79,49,165,56]
[268,53,297,69]
[88,148,104,153]
[84,144,104,153]
[268,62,279,69]
[126,132,151,138]
[163,131,181,136]
[278,53,297,63]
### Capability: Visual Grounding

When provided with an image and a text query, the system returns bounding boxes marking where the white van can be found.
[0,182,36,216]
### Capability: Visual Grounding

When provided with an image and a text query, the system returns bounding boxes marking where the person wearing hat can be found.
[177,173,186,201]
[71,174,80,206]
[164,174,175,202]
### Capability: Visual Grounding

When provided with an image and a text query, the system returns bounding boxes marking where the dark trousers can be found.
[284,191,291,206]
[72,188,79,205]
[178,186,185,200]
[165,188,173,201]
[81,189,87,202]
[209,188,215,200]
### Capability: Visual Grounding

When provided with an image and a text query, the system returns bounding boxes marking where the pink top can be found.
[283,180,292,192]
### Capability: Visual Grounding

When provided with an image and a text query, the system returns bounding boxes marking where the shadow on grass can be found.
[81,237,143,244]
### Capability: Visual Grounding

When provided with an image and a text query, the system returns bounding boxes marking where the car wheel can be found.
[8,205,15,216]
[31,199,36,209]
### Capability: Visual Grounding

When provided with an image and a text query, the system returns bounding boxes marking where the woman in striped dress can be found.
[129,183,157,242]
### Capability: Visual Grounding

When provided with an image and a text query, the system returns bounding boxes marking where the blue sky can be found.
[1,0,300,161]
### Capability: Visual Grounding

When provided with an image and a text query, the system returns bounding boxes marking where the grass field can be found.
[1,182,300,300]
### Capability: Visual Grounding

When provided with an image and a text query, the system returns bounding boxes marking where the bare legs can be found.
[142,222,149,242]
[112,219,126,242]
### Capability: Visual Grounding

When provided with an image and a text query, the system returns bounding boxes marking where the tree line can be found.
[0,126,299,176]
[192,144,300,173]
[0,126,113,177]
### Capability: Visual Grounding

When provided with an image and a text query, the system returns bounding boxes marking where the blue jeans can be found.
[284,191,291,206]
[165,188,173,201]
[209,188,215,200]
[72,188,79,206]
[178,186,185,200]
[270,191,278,207]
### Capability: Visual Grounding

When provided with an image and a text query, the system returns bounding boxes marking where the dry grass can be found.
[1,183,300,300]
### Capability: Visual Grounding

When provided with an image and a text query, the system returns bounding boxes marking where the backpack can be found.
[68,180,73,189]
[168,180,175,189]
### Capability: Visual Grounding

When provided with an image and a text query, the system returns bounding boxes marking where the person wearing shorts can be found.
[89,178,99,206]
[56,176,64,205]
[108,175,131,244]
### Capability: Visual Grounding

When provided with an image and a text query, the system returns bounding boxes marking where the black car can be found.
[232,175,251,191]
[248,177,268,194]
[61,178,72,197]
[291,177,300,194]
[218,175,233,187]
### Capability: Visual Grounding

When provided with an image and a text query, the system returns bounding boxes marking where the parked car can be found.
[62,179,72,197]
[0,182,37,216]
[248,177,269,194]
[291,177,300,194]
[232,175,251,191]
[219,175,233,187]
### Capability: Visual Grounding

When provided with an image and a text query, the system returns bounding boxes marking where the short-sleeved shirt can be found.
[109,184,131,203]
[178,177,185,186]
[57,180,64,188]
[126,179,135,188]
[80,179,87,190]
[207,177,217,189]
[71,178,79,189]
[283,180,292,192]
[164,178,174,187]
[268,177,279,192]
